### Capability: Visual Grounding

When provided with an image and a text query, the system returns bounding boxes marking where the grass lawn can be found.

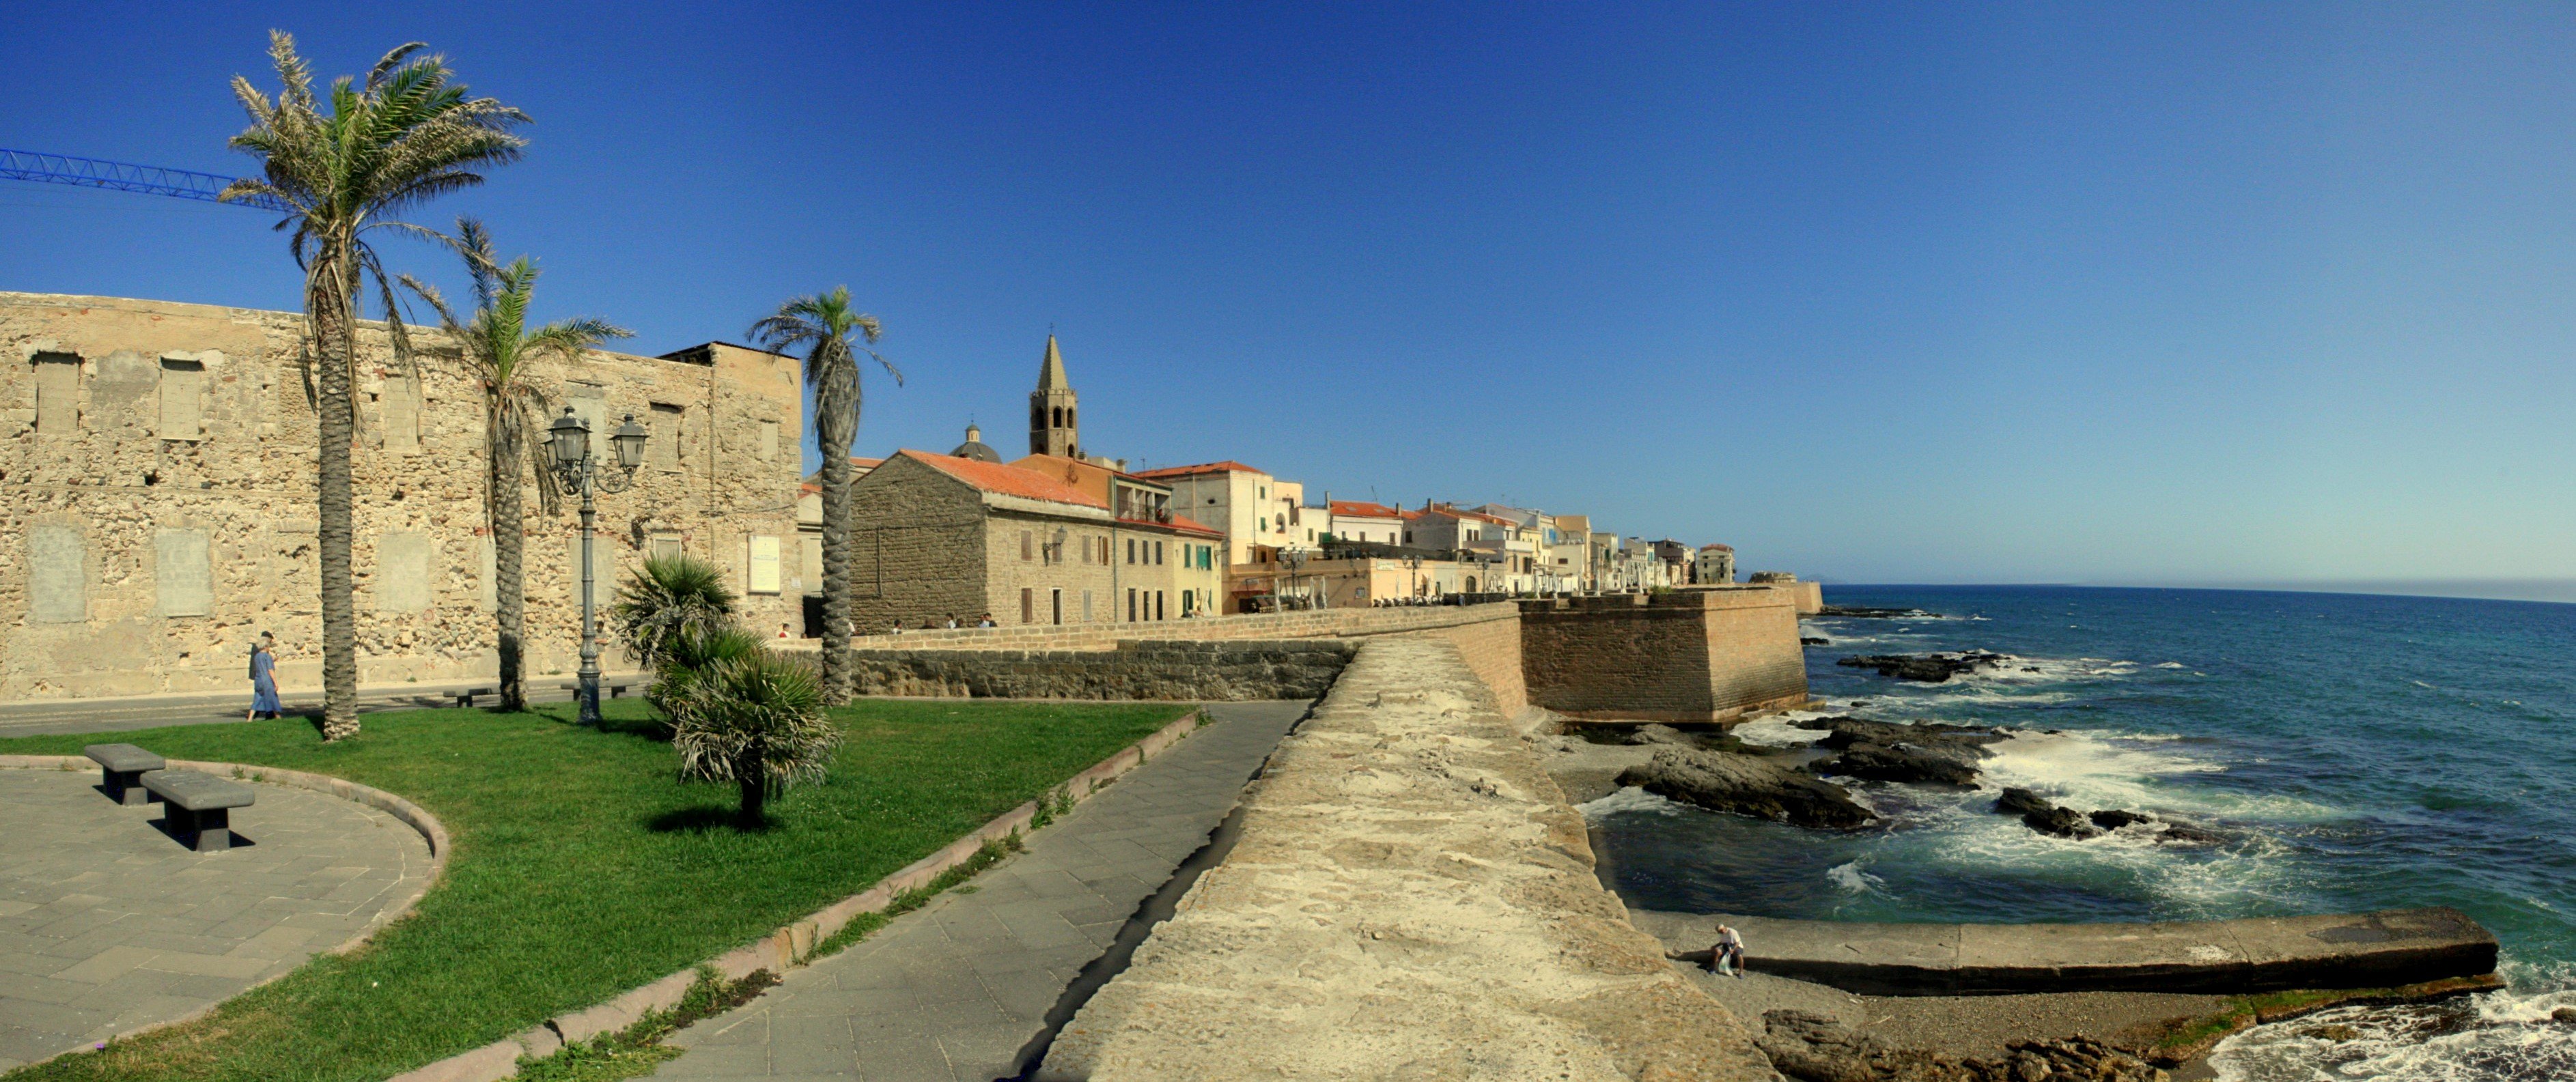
[0,697,1190,1082]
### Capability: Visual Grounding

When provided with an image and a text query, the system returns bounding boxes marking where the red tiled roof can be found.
[1700,543,1735,551]
[1130,460,1264,479]
[1119,513,1225,539]
[1328,500,1403,519]
[899,450,1108,509]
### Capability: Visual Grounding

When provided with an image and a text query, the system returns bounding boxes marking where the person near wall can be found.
[247,632,283,721]
[778,622,793,639]
[1713,922,1746,978]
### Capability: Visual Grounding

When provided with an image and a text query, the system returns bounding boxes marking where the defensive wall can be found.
[812,593,1806,723]
[0,292,806,701]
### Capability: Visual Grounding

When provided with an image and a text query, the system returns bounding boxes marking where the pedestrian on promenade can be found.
[247,631,282,721]
[1713,923,1746,978]
[944,614,959,629]
[778,622,793,638]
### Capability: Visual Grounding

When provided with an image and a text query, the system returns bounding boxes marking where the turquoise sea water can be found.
[1581,585,2575,1081]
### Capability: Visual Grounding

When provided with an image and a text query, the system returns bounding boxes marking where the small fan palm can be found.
[221,32,528,739]
[613,554,738,670]
[404,219,630,711]
[751,288,899,707]
[660,634,839,827]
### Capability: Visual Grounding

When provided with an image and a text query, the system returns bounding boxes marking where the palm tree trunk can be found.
[819,421,853,706]
[492,415,528,713]
[313,259,361,740]
[737,769,768,828]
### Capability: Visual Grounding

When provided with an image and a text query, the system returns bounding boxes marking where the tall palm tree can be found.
[221,31,527,739]
[404,220,629,711]
[749,288,898,705]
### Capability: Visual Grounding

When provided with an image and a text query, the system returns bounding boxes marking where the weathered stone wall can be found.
[0,292,804,700]
[1035,637,1776,1081]
[1520,587,1808,723]
[846,639,1358,700]
[842,455,990,633]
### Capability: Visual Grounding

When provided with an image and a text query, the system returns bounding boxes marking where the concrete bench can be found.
[454,687,500,708]
[557,680,634,698]
[141,769,256,853]
[83,743,166,806]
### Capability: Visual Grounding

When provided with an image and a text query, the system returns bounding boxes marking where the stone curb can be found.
[0,755,454,1064]
[384,704,1214,1082]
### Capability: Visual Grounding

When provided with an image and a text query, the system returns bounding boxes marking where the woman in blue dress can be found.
[247,632,282,720]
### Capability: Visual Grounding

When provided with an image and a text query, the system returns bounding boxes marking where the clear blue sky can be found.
[5,2,2571,595]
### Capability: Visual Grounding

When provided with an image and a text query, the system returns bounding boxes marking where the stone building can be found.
[1695,543,1737,585]
[1,292,807,701]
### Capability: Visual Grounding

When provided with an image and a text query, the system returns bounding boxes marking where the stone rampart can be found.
[1035,637,1776,1081]
[1520,588,1808,723]
[848,639,1358,700]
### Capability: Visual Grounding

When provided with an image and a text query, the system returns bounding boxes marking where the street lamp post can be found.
[1281,545,1308,610]
[548,408,648,728]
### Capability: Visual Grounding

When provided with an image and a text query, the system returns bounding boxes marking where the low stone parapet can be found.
[1520,587,1808,723]
[1629,907,2500,995]
[847,639,1360,700]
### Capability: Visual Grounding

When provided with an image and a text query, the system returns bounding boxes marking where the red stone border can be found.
[0,755,453,1063]
[388,704,1215,1082]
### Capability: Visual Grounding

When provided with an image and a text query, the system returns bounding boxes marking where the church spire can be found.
[1037,334,1069,391]
[1029,334,1079,458]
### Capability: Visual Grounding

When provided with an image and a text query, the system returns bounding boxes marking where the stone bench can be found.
[454,687,499,708]
[83,743,166,806]
[141,769,256,853]
[557,680,635,698]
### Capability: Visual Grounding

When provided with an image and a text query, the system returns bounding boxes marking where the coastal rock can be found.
[1755,1011,2168,1082]
[1837,652,2011,683]
[1616,747,1878,829]
[2552,1006,2576,1023]
[1795,716,2007,751]
[2089,809,2155,831]
[1819,741,1983,786]
[1803,636,1832,646]
[2155,820,2226,846]
[1993,788,2101,838]
[1624,723,1699,748]
[1819,605,1940,620]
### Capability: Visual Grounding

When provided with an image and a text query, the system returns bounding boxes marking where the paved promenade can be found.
[0,769,434,1070]
[653,699,1311,1082]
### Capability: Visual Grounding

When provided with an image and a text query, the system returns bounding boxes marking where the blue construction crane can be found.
[0,147,292,213]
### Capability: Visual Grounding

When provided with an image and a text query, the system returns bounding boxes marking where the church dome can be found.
[951,423,1003,463]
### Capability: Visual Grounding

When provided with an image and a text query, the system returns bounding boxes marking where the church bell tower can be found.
[1029,334,1079,458]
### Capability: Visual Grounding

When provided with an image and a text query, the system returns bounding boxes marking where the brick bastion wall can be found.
[1519,586,1809,724]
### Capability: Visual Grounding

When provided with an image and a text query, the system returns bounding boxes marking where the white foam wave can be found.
[1957,654,2140,685]
[1825,860,1884,894]
[2155,661,2189,669]
[1578,786,1682,819]
[2210,980,2576,1082]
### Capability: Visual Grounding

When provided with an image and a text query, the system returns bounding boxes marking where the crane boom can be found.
[0,147,292,213]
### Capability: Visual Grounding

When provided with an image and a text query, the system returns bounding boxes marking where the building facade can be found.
[1,292,806,700]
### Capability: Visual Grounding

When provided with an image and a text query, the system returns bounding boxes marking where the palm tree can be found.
[403,220,629,711]
[611,553,738,672]
[749,288,898,705]
[663,634,839,827]
[221,32,527,739]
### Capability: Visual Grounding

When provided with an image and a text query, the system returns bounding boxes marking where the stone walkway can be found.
[0,768,434,1070]
[654,700,1311,1082]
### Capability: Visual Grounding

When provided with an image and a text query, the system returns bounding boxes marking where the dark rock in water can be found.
[1993,787,2058,818]
[2090,809,2155,831]
[1754,1010,2165,1082]
[1993,788,2101,838]
[1616,747,1877,829]
[1836,652,2010,683]
[2157,821,2227,846]
[2552,1005,2576,1024]
[1794,716,2006,752]
[1817,605,1941,620]
[1802,636,1831,646]
[1819,741,1983,786]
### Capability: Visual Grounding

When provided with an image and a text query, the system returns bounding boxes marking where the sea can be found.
[1578,585,2576,1081]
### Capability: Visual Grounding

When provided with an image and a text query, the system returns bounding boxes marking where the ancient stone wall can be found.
[0,293,804,700]
[1035,637,1776,1081]
[1520,587,1808,722]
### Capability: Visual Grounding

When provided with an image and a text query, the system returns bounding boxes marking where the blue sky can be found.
[4,3,2571,595]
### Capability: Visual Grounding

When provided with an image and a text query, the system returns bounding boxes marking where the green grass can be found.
[0,698,1188,1082]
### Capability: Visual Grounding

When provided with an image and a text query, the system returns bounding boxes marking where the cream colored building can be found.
[1,292,807,700]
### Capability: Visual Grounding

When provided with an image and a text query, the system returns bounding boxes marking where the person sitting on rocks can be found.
[1713,923,1746,978]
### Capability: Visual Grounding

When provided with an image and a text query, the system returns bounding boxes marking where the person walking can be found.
[247,632,283,721]
[1713,922,1746,978]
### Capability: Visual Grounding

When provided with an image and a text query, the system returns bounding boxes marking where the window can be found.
[649,403,684,470]
[650,535,684,563]
[1154,541,1164,565]
[33,354,79,434]
[1021,587,1034,623]
[158,356,206,440]
[1156,590,1165,621]
[1082,590,1093,621]
[1126,538,1136,565]
[1259,517,1267,532]
[1021,531,1034,561]
[1051,588,1063,625]
[1127,588,1136,622]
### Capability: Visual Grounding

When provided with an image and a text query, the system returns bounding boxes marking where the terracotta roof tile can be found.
[1328,500,1404,519]
[1130,460,1265,479]
[899,450,1108,509]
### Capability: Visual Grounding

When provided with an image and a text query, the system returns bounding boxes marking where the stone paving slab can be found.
[0,769,433,1070]
[654,700,1310,1081]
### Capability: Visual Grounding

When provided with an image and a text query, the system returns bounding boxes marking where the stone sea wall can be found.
[1035,636,1777,1081]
